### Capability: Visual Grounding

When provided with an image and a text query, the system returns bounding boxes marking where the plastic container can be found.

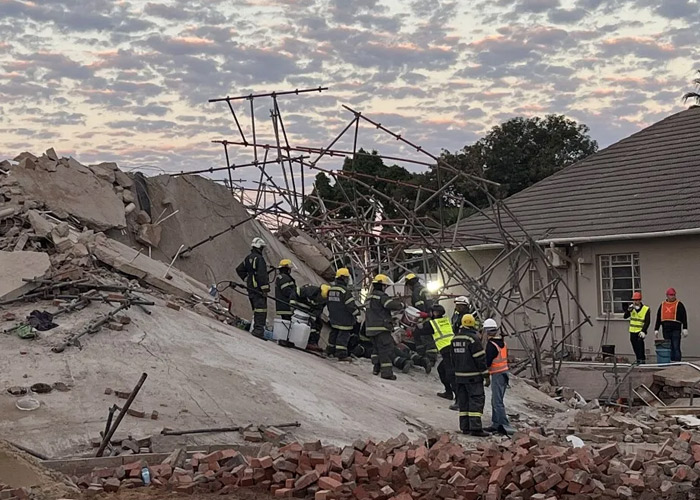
[656,341,671,364]
[289,322,311,350]
[273,319,292,341]
[400,306,421,329]
[292,310,311,325]
[141,467,151,485]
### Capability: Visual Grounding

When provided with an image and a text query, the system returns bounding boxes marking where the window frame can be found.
[598,253,641,315]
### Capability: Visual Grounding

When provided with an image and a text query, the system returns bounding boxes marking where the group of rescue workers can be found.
[236,237,512,437]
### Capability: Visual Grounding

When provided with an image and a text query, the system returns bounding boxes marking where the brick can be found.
[107,321,124,331]
[318,476,342,491]
[341,446,355,468]
[285,479,295,488]
[244,430,263,442]
[315,490,331,500]
[104,387,113,395]
[126,407,145,418]
[294,471,319,491]
[150,410,159,420]
[535,473,562,493]
[597,443,620,460]
[103,478,121,492]
[166,301,181,311]
[264,426,287,440]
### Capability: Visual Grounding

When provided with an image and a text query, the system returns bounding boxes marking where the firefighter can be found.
[290,283,330,351]
[405,273,438,366]
[366,274,404,380]
[326,268,359,360]
[275,259,296,321]
[235,237,270,339]
[654,288,688,362]
[623,291,649,364]
[484,318,511,436]
[451,296,471,331]
[350,324,415,374]
[452,313,490,436]
[417,304,456,402]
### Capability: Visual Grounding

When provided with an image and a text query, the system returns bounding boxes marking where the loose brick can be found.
[294,471,319,491]
[318,476,342,491]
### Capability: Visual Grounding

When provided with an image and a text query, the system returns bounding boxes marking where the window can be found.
[599,254,641,314]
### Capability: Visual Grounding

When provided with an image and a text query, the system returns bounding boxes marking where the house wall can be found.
[447,234,700,361]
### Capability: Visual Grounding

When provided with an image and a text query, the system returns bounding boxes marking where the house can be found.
[446,106,700,360]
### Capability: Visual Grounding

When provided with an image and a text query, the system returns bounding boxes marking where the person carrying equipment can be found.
[236,237,270,339]
[365,274,404,380]
[290,283,330,351]
[275,259,296,321]
[452,314,490,436]
[326,268,360,360]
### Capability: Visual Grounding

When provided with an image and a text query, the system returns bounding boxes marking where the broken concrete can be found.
[26,210,54,238]
[277,226,335,280]
[0,251,51,300]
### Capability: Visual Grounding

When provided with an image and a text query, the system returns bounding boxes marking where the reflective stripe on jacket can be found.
[488,341,509,374]
[430,317,454,351]
[629,305,649,333]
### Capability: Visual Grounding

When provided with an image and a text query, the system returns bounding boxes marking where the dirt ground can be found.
[0,441,77,499]
[112,488,274,500]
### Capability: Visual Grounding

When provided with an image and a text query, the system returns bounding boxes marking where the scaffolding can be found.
[172,87,591,381]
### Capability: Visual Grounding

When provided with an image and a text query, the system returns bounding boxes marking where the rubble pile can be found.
[73,427,700,499]
[0,484,30,500]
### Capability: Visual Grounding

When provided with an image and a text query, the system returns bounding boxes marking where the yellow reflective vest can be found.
[629,305,649,334]
[430,317,455,352]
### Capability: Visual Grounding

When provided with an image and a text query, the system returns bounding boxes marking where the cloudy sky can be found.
[0,0,698,188]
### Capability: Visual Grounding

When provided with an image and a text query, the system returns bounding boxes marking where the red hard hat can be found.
[632,292,642,300]
[666,288,676,295]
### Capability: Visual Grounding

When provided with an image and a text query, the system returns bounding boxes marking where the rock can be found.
[136,224,162,247]
[18,157,35,169]
[89,163,117,184]
[122,189,135,204]
[114,170,134,188]
[0,250,51,300]
[67,157,89,173]
[26,210,54,238]
[37,156,58,172]
[45,148,58,161]
[52,222,70,238]
[124,203,137,215]
[14,152,37,162]
[135,210,151,225]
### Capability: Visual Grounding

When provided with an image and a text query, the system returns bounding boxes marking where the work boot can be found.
[373,366,380,376]
[381,374,397,381]
[337,356,352,362]
[449,403,459,411]
[436,391,454,400]
[402,360,414,374]
[424,360,433,374]
[483,426,498,433]
[469,429,491,437]
[306,343,323,352]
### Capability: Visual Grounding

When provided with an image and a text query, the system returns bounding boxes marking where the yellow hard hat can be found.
[405,273,417,282]
[335,268,350,279]
[461,314,476,328]
[279,259,293,268]
[373,274,391,285]
[320,284,331,299]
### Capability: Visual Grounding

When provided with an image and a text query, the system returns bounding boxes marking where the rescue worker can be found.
[484,318,511,436]
[452,314,490,436]
[623,292,649,364]
[654,288,688,362]
[366,274,404,380]
[350,328,415,374]
[405,273,438,367]
[417,304,455,402]
[326,268,359,360]
[235,237,270,339]
[275,259,296,321]
[451,296,471,331]
[290,283,330,351]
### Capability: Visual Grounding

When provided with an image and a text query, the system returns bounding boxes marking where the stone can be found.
[136,224,162,247]
[136,210,151,225]
[26,210,54,237]
[103,478,120,492]
[124,202,137,214]
[89,163,117,184]
[0,250,51,300]
[45,148,58,161]
[114,170,134,188]
[122,189,135,204]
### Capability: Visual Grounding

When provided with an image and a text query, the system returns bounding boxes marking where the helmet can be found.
[483,318,498,329]
[666,288,676,296]
[454,296,470,306]
[431,304,446,317]
[335,268,350,279]
[372,274,391,285]
[632,291,642,300]
[279,259,293,269]
[320,284,331,299]
[461,314,476,328]
[251,237,267,249]
[405,273,418,283]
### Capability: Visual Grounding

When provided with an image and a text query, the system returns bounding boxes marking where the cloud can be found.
[516,0,561,13]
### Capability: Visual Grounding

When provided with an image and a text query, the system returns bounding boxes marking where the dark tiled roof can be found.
[451,106,700,247]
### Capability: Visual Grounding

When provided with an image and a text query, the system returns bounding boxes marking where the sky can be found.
[0,0,698,188]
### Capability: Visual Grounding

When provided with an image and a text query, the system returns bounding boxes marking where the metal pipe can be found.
[96,373,148,457]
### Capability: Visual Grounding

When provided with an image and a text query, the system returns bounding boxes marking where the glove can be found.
[638,332,646,339]
[654,330,659,338]
[628,304,634,311]
[683,329,689,338]
[418,312,429,319]
[484,376,491,388]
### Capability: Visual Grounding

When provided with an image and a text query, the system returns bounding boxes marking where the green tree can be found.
[683,70,700,104]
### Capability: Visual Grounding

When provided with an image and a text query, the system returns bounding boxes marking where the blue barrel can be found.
[656,341,671,364]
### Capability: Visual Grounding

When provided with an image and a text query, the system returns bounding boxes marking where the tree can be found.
[683,70,700,105]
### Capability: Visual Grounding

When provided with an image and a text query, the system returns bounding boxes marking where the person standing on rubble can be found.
[452,314,490,437]
[416,304,456,404]
[484,318,511,436]
[405,273,438,368]
[451,296,478,331]
[275,259,296,321]
[290,283,330,351]
[366,274,404,380]
[236,237,270,339]
[654,287,688,362]
[623,291,649,364]
[326,268,360,360]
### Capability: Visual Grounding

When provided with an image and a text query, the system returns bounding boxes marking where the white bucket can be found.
[289,322,311,350]
[400,306,421,328]
[292,310,311,325]
[273,319,292,341]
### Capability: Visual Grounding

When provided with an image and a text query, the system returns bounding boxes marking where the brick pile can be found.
[0,484,29,500]
[74,426,700,499]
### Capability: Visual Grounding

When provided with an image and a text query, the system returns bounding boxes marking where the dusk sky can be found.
[1,0,698,186]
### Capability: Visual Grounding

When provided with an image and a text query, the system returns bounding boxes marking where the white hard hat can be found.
[454,296,470,305]
[251,237,267,249]
[483,318,498,329]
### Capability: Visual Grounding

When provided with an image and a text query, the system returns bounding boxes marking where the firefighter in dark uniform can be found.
[290,283,330,350]
[236,237,270,339]
[452,296,479,331]
[452,313,490,436]
[365,274,404,380]
[350,327,415,374]
[417,304,456,402]
[405,273,438,367]
[275,259,296,321]
[326,268,359,360]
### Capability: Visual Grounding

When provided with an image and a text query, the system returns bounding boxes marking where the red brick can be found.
[275,487,293,497]
[392,451,406,468]
[318,476,342,491]
[285,479,295,488]
[315,490,331,500]
[294,471,319,491]
[535,473,563,493]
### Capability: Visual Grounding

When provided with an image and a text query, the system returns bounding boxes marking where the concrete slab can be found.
[653,365,700,388]
[0,250,51,300]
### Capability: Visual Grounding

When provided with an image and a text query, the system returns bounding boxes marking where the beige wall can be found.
[447,235,700,361]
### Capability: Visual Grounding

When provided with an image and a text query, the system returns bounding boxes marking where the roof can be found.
[451,106,700,247]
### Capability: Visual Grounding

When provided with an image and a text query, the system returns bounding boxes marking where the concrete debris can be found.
[74,428,700,499]
[26,210,53,238]
[0,250,51,300]
[136,223,162,248]
[277,225,335,280]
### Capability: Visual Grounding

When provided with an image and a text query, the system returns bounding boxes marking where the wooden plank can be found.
[657,407,700,416]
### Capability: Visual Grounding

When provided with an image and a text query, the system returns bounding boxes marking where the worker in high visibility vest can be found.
[654,287,688,362]
[418,303,456,404]
[623,291,649,364]
[484,318,511,435]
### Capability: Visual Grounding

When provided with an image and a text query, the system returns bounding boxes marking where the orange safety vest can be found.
[489,341,509,374]
[661,300,680,323]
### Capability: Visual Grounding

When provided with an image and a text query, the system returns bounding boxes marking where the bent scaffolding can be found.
[173,86,591,382]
